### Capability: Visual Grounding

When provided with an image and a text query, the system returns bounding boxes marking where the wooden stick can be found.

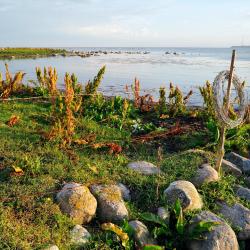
[226,49,236,110]
[215,50,236,173]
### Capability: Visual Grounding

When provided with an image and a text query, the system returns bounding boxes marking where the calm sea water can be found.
[0,47,250,105]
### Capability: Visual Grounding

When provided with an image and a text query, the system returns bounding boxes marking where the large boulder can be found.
[245,177,250,188]
[127,161,161,175]
[117,183,131,201]
[70,225,91,247]
[56,182,97,224]
[187,211,239,250]
[217,202,250,240]
[222,159,242,177]
[90,184,128,223]
[163,180,203,211]
[129,220,156,247]
[235,185,250,201]
[191,164,219,187]
[225,152,250,174]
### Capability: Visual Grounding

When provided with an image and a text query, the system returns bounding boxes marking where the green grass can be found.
[0,48,66,59]
[0,101,249,249]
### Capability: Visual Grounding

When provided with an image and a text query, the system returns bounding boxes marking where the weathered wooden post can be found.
[213,50,247,174]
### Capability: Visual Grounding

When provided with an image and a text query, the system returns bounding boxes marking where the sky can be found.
[0,0,249,47]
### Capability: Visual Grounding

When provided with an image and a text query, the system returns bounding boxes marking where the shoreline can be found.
[0,47,185,60]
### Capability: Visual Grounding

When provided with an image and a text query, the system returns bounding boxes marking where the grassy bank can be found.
[0,100,249,249]
[0,48,67,59]
[0,65,249,249]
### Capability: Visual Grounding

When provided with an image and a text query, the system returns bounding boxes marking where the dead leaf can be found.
[11,165,24,176]
[89,165,99,174]
[6,115,20,127]
[73,139,88,145]
[160,114,169,119]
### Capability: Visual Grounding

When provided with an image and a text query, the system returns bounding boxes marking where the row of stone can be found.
[127,152,250,177]
[47,152,250,249]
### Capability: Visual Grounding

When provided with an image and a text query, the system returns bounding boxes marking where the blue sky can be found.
[0,0,249,47]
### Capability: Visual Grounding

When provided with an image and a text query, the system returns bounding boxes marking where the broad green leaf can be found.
[141,212,168,229]
[142,245,164,250]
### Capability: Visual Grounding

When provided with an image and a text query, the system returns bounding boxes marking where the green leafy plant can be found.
[158,87,167,115]
[141,200,218,249]
[168,83,193,117]
[199,81,215,120]
[84,66,106,98]
[225,124,250,157]
[101,221,134,250]
[206,119,220,143]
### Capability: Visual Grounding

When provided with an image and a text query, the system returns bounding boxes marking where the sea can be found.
[0,47,250,105]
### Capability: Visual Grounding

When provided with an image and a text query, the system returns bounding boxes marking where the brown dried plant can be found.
[131,78,154,112]
[0,63,25,99]
[6,115,20,127]
[131,77,140,108]
[64,73,75,139]
[47,73,82,145]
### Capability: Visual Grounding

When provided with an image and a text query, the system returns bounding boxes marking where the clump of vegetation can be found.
[199,81,215,120]
[0,63,25,99]
[0,64,249,249]
[82,67,135,130]
[141,200,218,250]
[169,83,193,117]
[158,87,167,116]
[35,67,58,110]
[131,78,154,112]
[47,73,82,145]
[84,66,106,98]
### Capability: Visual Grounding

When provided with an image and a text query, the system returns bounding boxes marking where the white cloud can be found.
[64,23,159,40]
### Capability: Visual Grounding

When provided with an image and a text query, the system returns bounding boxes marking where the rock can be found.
[163,180,203,211]
[187,211,239,250]
[217,202,250,240]
[127,161,161,175]
[70,225,91,246]
[191,164,219,187]
[157,207,169,222]
[225,152,250,174]
[90,184,128,223]
[129,220,156,247]
[245,177,250,188]
[43,245,59,250]
[235,185,250,201]
[117,183,131,201]
[56,182,97,225]
[222,159,242,177]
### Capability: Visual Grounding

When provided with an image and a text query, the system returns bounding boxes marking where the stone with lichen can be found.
[90,184,128,223]
[56,182,97,225]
